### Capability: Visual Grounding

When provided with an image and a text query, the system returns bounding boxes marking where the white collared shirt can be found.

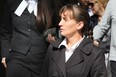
[59,36,85,62]
[14,0,37,17]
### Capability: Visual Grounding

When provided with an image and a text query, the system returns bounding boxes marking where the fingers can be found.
[93,40,99,47]
[47,34,55,43]
[1,57,7,68]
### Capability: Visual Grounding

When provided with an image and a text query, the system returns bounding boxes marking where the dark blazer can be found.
[42,37,107,77]
[0,0,47,58]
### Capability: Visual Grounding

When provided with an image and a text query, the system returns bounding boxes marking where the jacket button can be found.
[9,49,11,51]
[28,29,30,31]
[28,22,30,24]
[52,72,57,76]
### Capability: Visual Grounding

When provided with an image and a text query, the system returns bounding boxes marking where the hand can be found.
[1,57,7,68]
[93,40,99,47]
[47,34,56,43]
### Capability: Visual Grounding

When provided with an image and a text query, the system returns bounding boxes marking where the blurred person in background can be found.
[92,0,116,77]
[78,0,93,16]
[87,0,111,77]
[88,0,109,40]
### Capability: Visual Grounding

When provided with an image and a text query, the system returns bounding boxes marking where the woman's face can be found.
[58,11,81,38]
[88,0,101,14]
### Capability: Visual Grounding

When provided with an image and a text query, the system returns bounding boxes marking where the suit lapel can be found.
[65,48,84,70]
[52,48,66,77]
[52,39,66,77]
[51,38,93,76]
[65,37,93,70]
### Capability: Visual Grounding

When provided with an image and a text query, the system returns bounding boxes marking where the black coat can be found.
[42,37,107,77]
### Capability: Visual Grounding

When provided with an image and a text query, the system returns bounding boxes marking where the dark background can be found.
[0,0,6,77]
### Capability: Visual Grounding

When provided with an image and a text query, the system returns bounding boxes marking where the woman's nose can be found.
[58,20,62,26]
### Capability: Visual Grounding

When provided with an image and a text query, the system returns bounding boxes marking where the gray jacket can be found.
[93,0,116,61]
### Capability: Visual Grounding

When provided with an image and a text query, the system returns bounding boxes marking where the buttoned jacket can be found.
[0,0,47,57]
[42,37,107,77]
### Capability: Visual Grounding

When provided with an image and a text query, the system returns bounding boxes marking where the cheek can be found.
[92,7,98,14]
[60,26,70,35]
[94,5,100,11]
[60,26,71,36]
[63,26,77,35]
[60,21,77,36]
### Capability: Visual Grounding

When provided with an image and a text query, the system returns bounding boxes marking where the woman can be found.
[0,0,64,77]
[92,0,116,76]
[88,0,109,40]
[42,4,107,77]
[88,0,110,57]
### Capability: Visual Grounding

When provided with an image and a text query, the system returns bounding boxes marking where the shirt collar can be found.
[59,35,85,50]
[14,0,37,17]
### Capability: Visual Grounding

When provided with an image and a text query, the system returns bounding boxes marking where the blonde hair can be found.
[97,0,109,9]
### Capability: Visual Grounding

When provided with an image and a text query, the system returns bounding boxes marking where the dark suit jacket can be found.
[42,37,107,77]
[0,0,47,58]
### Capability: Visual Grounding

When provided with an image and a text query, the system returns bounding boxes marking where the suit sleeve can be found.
[0,0,13,58]
[41,44,53,77]
[90,47,107,77]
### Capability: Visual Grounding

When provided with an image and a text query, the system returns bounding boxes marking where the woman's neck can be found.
[66,34,83,48]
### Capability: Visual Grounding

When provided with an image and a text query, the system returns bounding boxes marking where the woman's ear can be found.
[76,21,84,30]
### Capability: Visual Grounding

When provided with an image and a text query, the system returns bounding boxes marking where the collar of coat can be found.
[52,37,93,55]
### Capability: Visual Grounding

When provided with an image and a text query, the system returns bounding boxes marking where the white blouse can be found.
[59,36,84,62]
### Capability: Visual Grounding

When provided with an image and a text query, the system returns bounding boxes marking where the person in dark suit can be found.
[41,4,107,77]
[0,0,60,77]
[0,0,6,77]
